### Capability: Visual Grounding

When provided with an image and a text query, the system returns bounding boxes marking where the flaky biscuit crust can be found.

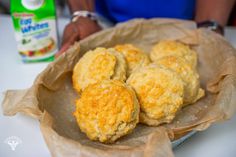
[150,40,197,68]
[74,80,139,143]
[72,47,127,93]
[154,56,204,105]
[115,44,150,76]
[127,64,184,126]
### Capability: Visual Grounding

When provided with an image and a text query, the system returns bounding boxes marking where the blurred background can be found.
[1,0,236,26]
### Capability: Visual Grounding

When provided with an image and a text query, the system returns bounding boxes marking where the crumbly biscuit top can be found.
[74,80,138,142]
[115,44,150,75]
[72,47,126,93]
[150,40,197,68]
[127,64,184,121]
[155,56,203,105]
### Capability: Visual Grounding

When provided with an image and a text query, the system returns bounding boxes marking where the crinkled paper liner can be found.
[2,19,236,157]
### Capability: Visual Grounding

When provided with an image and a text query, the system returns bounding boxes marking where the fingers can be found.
[55,18,102,58]
[55,30,80,58]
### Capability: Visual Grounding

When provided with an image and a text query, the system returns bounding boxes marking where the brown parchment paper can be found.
[2,18,236,157]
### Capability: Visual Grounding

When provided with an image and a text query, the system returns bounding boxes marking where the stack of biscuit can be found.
[72,42,204,143]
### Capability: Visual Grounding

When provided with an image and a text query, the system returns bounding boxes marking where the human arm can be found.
[195,0,235,34]
[56,0,101,57]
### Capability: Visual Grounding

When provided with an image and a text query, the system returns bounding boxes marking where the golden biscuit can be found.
[127,64,184,126]
[114,44,150,76]
[150,40,197,68]
[72,47,127,93]
[154,56,205,106]
[74,80,139,143]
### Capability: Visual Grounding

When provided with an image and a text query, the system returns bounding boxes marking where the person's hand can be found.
[56,17,101,57]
